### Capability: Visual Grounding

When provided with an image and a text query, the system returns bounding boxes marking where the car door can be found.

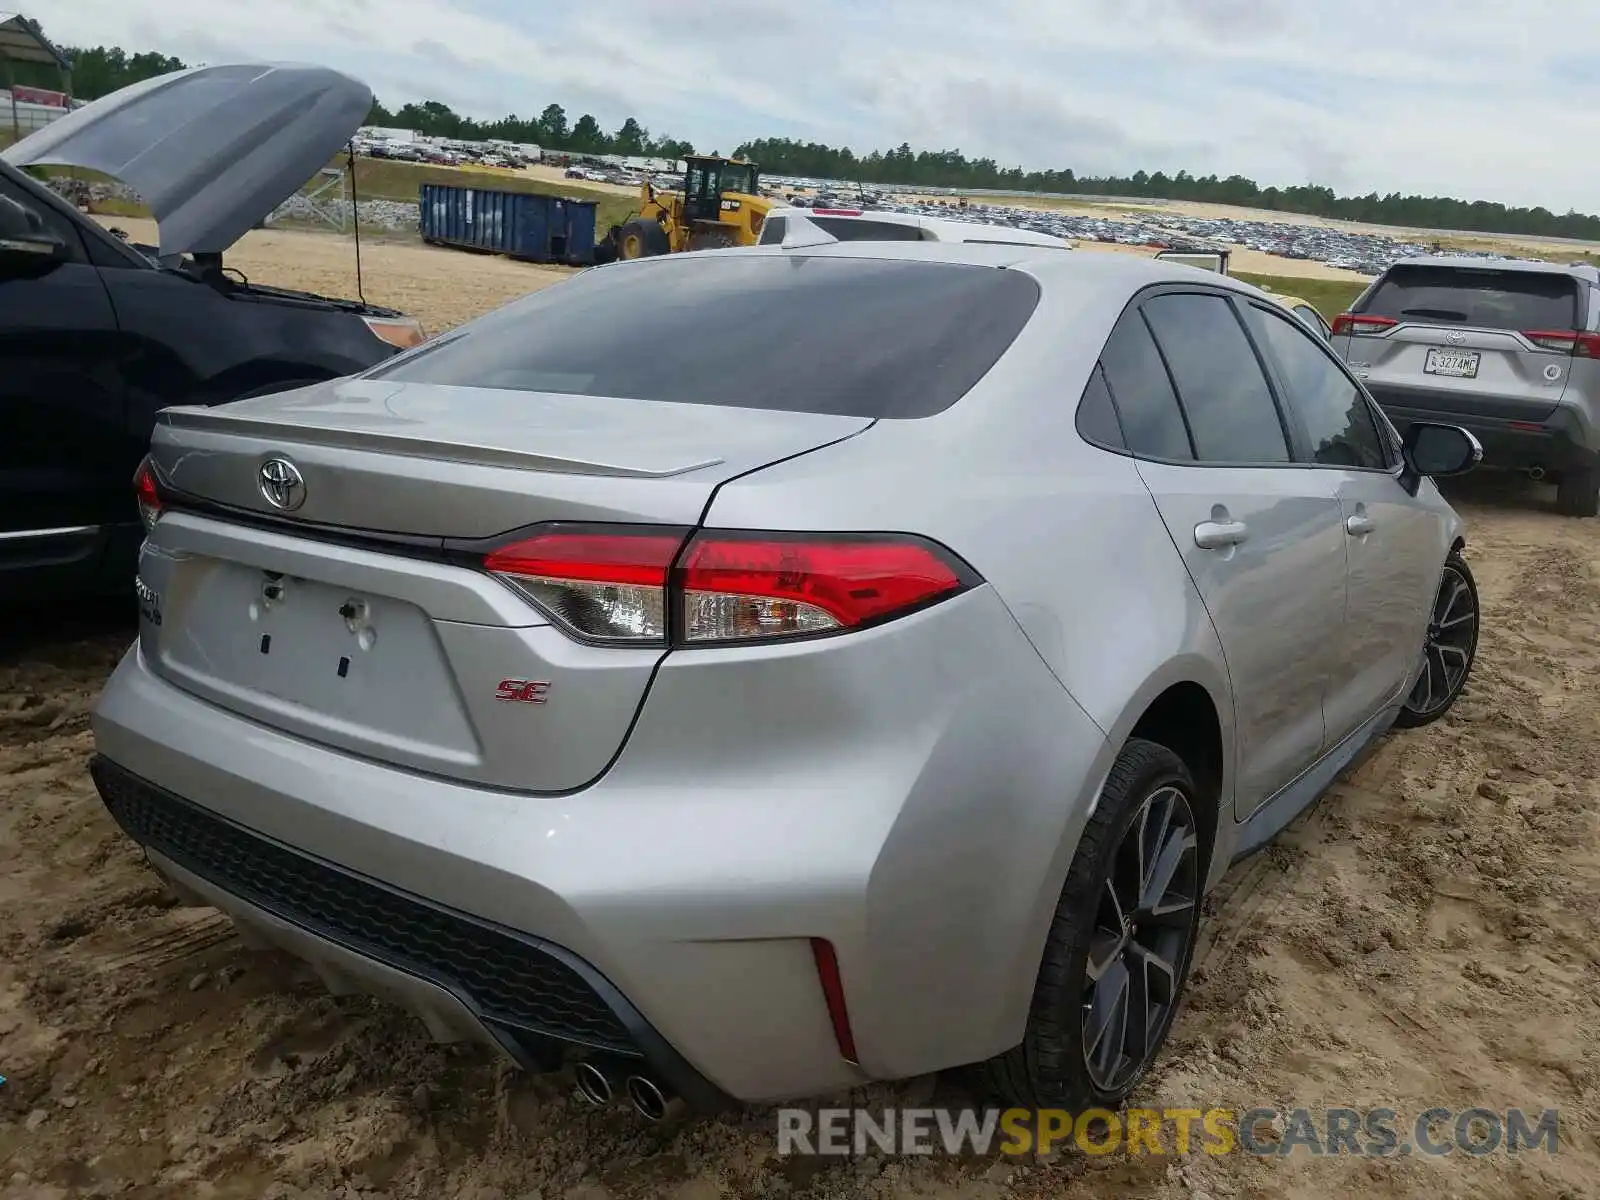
[1241,300,1442,744]
[0,170,126,600]
[1099,290,1348,821]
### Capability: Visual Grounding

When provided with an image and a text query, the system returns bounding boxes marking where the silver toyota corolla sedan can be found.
[92,236,1483,1118]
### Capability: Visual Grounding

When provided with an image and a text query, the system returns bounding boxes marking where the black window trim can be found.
[1241,298,1402,474]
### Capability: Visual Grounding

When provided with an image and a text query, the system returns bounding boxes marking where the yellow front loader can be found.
[597,155,777,261]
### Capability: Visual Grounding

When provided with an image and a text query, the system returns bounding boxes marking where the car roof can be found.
[633,238,1271,300]
[1388,254,1600,282]
[763,206,1070,248]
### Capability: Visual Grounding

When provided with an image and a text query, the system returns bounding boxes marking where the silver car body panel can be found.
[4,63,372,256]
[93,242,1465,1102]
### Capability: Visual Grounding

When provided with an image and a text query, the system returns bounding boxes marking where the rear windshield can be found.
[371,254,1040,418]
[1361,264,1579,331]
[758,215,925,245]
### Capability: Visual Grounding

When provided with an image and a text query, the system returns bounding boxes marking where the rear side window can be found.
[372,255,1040,419]
[1075,364,1125,449]
[1142,293,1290,464]
[1361,265,1579,331]
[1098,310,1193,460]
[757,216,785,245]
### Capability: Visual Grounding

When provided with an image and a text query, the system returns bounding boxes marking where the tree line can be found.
[23,31,1600,241]
[735,137,1600,241]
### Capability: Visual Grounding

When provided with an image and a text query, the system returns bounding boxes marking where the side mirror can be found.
[1400,422,1482,495]
[0,232,69,277]
[0,193,69,277]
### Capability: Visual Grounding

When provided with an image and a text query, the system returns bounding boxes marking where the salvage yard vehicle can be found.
[1332,257,1600,515]
[756,206,1074,248]
[600,154,775,260]
[0,63,425,603]
[92,231,1483,1117]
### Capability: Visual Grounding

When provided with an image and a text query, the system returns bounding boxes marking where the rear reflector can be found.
[810,208,863,216]
[810,938,859,1064]
[1330,313,1397,337]
[482,526,978,647]
[133,458,163,532]
[1509,421,1545,432]
[1523,329,1600,357]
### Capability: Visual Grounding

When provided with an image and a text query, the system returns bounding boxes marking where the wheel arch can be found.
[1126,681,1225,878]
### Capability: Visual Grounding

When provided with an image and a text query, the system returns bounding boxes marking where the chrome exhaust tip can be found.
[625,1074,685,1123]
[574,1060,615,1106]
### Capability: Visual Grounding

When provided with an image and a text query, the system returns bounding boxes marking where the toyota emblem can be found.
[258,457,306,511]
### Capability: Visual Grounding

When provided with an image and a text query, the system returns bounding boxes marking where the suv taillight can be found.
[1523,329,1600,357]
[1330,313,1397,337]
[133,457,163,532]
[483,525,978,647]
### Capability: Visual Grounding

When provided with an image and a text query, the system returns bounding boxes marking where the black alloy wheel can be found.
[1080,782,1200,1093]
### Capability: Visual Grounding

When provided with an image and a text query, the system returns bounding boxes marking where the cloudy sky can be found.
[37,0,1600,212]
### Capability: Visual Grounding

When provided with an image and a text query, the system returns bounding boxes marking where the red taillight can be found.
[133,458,162,532]
[1523,329,1600,357]
[1330,313,1397,337]
[677,531,973,644]
[483,526,687,645]
[481,526,977,646]
[810,938,859,1064]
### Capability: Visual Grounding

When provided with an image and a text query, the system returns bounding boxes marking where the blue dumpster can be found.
[418,183,597,265]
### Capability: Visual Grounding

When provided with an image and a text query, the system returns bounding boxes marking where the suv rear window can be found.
[1361,264,1580,331]
[373,254,1040,419]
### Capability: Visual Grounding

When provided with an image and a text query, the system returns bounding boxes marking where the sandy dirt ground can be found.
[2,227,1597,1200]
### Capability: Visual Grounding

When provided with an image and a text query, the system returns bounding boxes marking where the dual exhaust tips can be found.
[574,1059,684,1122]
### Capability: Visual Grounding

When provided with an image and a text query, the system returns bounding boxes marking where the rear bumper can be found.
[91,756,729,1110]
[91,585,1110,1103]
[1376,399,1598,474]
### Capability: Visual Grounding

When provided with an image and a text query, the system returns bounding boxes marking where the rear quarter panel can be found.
[702,274,1237,887]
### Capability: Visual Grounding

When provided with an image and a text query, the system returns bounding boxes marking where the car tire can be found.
[983,738,1203,1110]
[1393,550,1479,729]
[617,218,669,260]
[1555,465,1600,517]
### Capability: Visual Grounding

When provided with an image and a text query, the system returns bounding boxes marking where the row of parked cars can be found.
[772,176,1443,275]
[6,59,1596,1124]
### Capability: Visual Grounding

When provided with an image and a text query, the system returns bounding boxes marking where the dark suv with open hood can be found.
[1,64,425,603]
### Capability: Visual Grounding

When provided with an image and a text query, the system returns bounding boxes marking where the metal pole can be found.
[1,51,19,142]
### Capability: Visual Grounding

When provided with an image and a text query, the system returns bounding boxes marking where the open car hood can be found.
[3,63,370,257]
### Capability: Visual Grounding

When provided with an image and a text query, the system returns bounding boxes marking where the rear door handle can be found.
[1194,519,1249,549]
[1345,514,1376,536]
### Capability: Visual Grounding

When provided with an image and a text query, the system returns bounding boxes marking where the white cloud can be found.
[38,0,1600,211]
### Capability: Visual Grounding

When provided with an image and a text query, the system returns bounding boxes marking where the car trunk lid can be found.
[136,379,872,791]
